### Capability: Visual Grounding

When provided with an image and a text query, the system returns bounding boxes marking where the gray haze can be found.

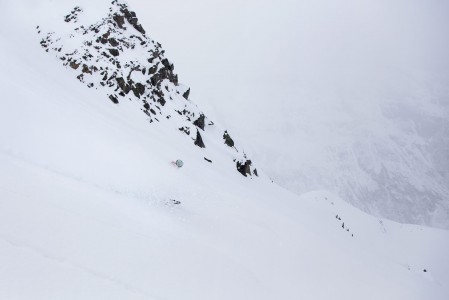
[131,0,449,228]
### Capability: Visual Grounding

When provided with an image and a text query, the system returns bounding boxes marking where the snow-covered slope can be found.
[128,0,449,229]
[1,1,449,299]
[36,0,257,179]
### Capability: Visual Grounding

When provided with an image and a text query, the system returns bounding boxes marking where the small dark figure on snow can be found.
[171,159,183,168]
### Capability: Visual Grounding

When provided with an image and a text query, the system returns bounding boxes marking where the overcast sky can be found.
[130,0,449,116]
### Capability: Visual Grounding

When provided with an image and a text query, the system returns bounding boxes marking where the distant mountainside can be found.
[37,0,257,178]
[263,95,449,229]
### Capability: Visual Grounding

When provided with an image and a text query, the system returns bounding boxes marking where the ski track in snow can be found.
[0,235,160,300]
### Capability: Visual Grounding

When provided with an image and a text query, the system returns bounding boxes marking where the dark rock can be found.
[122,8,146,34]
[157,67,178,85]
[179,127,190,135]
[108,38,119,47]
[133,24,145,35]
[223,131,234,147]
[109,94,119,104]
[150,74,160,86]
[131,83,145,98]
[113,14,125,28]
[64,7,82,23]
[161,58,173,70]
[157,96,166,106]
[102,31,111,39]
[204,157,212,163]
[236,160,252,177]
[153,89,163,98]
[253,169,258,176]
[194,130,206,148]
[182,88,190,100]
[135,82,145,95]
[70,61,80,70]
[172,74,178,86]
[108,48,119,56]
[82,64,91,74]
[148,65,157,75]
[193,114,206,130]
[116,77,131,94]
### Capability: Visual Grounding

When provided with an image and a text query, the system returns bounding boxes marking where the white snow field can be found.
[0,1,449,299]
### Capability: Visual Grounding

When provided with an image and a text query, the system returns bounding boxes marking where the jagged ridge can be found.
[38,0,257,176]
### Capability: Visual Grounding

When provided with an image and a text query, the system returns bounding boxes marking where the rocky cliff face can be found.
[38,0,256,177]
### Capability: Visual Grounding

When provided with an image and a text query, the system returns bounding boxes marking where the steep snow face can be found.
[128,0,449,229]
[36,0,257,178]
[1,1,449,299]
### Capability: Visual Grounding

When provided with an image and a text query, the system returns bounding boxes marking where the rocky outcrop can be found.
[193,114,205,130]
[64,6,82,23]
[38,0,257,178]
[223,131,234,147]
[182,88,190,100]
[236,160,252,177]
[194,130,206,148]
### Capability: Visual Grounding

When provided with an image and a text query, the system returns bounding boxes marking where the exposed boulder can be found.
[108,48,119,56]
[109,94,119,104]
[116,77,131,94]
[193,114,206,130]
[223,131,234,147]
[236,160,252,177]
[70,61,80,70]
[82,64,92,74]
[113,14,125,28]
[161,58,173,71]
[134,82,145,96]
[179,126,190,135]
[148,65,157,75]
[64,6,82,23]
[108,38,119,47]
[182,88,190,100]
[194,130,206,148]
